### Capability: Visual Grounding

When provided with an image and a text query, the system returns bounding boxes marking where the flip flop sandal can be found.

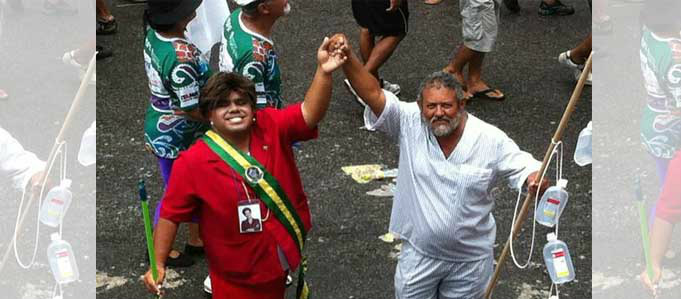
[470,88,505,101]
[184,243,205,256]
[97,18,118,35]
[96,45,113,60]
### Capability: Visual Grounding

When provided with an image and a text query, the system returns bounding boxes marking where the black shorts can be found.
[351,0,409,36]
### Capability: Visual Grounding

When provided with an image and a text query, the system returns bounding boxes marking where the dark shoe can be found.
[165,251,194,268]
[96,45,113,60]
[503,0,520,13]
[146,250,194,268]
[184,243,205,256]
[43,0,78,16]
[538,0,575,16]
[469,88,505,101]
[97,18,118,35]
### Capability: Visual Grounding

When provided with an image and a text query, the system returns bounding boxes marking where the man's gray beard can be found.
[423,112,462,137]
[283,3,291,15]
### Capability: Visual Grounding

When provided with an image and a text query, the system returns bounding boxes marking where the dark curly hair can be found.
[199,72,257,119]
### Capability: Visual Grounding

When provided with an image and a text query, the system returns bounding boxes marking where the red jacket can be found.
[657,151,681,223]
[160,103,317,288]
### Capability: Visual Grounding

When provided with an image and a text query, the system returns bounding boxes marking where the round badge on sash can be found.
[245,165,264,185]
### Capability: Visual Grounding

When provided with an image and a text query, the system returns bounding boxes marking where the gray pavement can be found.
[96,0,591,298]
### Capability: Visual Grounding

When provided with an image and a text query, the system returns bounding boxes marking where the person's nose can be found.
[434,105,445,117]
[227,102,240,113]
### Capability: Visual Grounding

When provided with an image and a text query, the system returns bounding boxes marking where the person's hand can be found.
[317,36,348,74]
[386,0,401,12]
[142,266,166,296]
[28,170,50,197]
[641,265,661,297]
[329,33,352,56]
[526,171,549,196]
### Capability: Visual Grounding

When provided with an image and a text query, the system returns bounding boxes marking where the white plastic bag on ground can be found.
[78,121,95,166]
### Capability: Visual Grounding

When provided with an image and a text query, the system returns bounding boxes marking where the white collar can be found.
[154,31,188,43]
[238,10,274,45]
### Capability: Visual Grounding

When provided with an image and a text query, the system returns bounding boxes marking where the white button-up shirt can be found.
[365,91,541,261]
[0,127,45,190]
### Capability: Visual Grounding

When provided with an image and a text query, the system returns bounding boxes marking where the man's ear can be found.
[456,92,466,110]
[257,2,271,15]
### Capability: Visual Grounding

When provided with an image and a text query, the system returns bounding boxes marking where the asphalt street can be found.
[97,0,592,298]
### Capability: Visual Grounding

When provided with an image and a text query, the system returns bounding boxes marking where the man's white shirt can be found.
[0,127,45,190]
[364,91,540,261]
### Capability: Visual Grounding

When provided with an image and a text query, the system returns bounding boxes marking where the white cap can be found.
[235,0,259,6]
[547,232,557,241]
[51,232,61,241]
[557,179,568,189]
[61,179,72,188]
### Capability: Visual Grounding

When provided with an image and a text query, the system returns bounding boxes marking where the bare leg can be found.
[359,27,374,65]
[96,0,114,21]
[650,218,674,270]
[466,46,503,98]
[188,223,203,247]
[363,34,405,80]
[443,45,475,95]
[569,34,592,65]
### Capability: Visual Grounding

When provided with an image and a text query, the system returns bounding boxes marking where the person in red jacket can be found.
[642,151,681,294]
[143,35,347,299]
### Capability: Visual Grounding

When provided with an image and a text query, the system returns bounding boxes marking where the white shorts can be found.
[460,0,500,53]
[394,242,494,299]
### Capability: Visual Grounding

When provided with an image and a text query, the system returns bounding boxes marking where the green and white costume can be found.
[143,28,212,159]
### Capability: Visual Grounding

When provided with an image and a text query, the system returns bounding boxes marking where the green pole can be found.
[635,175,654,283]
[139,180,160,294]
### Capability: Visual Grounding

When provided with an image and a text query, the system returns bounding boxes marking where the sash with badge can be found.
[203,130,310,299]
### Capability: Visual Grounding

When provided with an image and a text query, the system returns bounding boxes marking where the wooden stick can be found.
[0,52,96,275]
[484,53,592,299]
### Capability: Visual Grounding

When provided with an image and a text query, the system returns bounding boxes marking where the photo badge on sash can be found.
[238,200,263,234]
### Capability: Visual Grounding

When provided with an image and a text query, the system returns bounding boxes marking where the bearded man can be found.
[336,33,548,299]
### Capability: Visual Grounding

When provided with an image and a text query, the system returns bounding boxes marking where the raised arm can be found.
[336,34,387,117]
[301,36,348,128]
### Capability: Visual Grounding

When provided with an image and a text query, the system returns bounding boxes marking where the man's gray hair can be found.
[416,71,464,104]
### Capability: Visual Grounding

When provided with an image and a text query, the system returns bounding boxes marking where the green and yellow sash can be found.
[203,130,310,299]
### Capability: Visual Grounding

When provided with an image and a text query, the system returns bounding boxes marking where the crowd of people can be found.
[125,0,593,298]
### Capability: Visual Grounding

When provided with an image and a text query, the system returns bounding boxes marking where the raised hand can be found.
[317,36,348,74]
